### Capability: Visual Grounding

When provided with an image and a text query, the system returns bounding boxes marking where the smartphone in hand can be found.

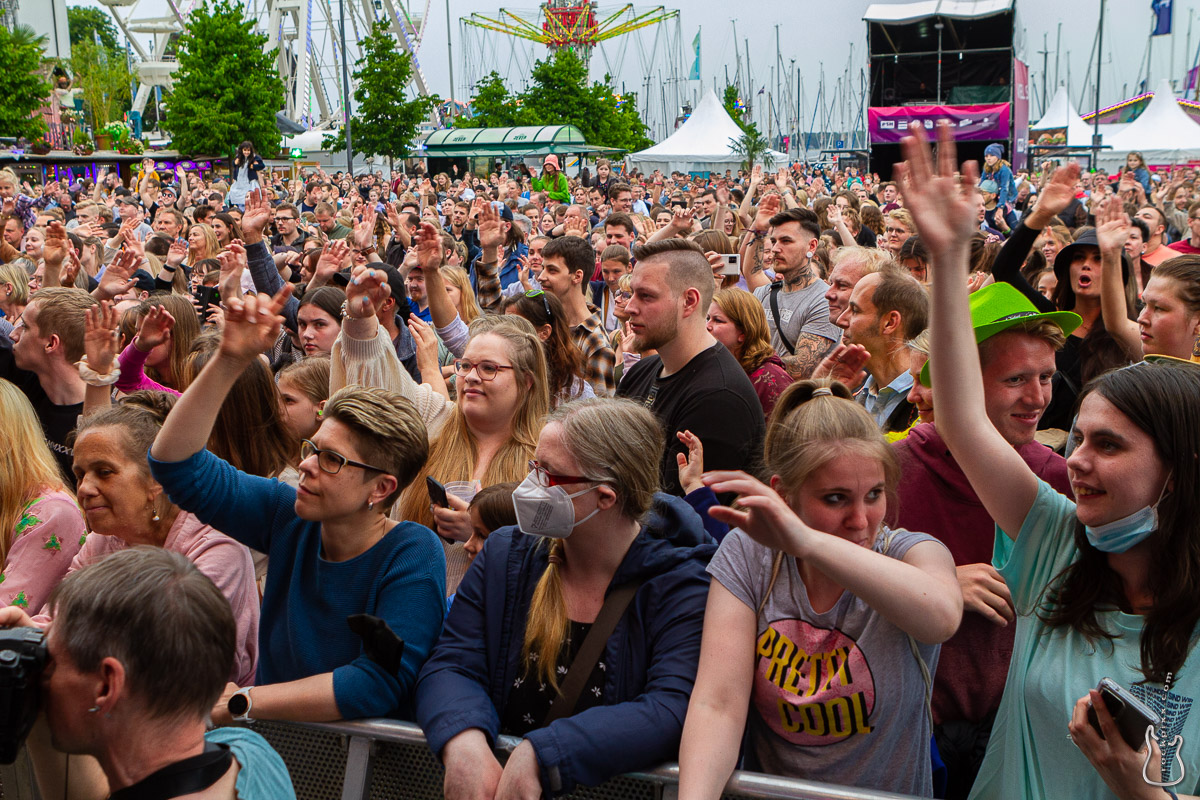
[426,476,449,508]
[1087,677,1161,750]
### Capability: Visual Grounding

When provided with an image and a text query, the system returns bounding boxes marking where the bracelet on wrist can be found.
[77,356,121,386]
[163,264,178,273]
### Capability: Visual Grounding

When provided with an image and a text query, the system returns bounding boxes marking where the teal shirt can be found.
[971,480,1200,800]
[206,727,296,799]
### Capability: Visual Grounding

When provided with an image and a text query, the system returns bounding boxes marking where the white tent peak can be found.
[628,88,787,174]
[1031,85,1094,147]
[1098,79,1200,167]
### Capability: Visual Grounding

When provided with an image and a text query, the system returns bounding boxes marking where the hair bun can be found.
[119,390,178,424]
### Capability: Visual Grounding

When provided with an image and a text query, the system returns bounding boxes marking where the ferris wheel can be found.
[96,0,439,131]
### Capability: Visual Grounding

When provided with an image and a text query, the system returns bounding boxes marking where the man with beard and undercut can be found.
[616,238,764,496]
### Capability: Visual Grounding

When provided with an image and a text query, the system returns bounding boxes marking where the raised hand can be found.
[167,238,188,268]
[516,255,533,291]
[313,238,351,286]
[353,204,378,249]
[1029,162,1081,223]
[752,192,782,230]
[775,167,789,189]
[477,202,503,250]
[702,470,816,557]
[83,301,121,374]
[240,188,272,239]
[135,305,175,351]
[218,285,292,363]
[1094,195,1130,255]
[669,205,696,233]
[93,248,139,301]
[384,201,402,232]
[812,343,869,389]
[408,315,441,376]
[675,430,705,495]
[895,123,980,263]
[563,213,589,238]
[217,240,249,301]
[415,221,443,271]
[59,249,83,288]
[750,164,763,185]
[345,265,391,319]
[43,221,69,268]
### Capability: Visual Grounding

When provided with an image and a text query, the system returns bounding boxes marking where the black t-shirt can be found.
[0,339,81,486]
[616,343,765,496]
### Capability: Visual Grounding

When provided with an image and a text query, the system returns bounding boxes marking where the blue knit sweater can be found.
[149,449,446,719]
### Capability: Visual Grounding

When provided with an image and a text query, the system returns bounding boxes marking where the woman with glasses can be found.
[416,398,715,799]
[331,248,550,595]
[150,286,446,724]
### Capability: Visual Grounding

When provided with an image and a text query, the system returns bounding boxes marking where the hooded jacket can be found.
[415,492,715,796]
[890,423,1071,726]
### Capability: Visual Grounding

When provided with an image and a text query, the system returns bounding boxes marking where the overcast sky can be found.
[77,0,1200,130]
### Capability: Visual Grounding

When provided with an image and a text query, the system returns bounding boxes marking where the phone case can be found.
[1087,677,1161,750]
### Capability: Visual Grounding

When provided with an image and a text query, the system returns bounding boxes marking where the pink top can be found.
[1,490,87,612]
[56,511,259,686]
[115,341,180,396]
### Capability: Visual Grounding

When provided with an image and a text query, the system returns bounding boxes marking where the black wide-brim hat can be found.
[1052,229,1132,310]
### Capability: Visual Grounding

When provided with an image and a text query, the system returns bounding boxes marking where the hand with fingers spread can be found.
[752,192,782,231]
[668,205,696,234]
[563,214,589,238]
[83,301,122,375]
[1026,162,1082,228]
[218,286,292,363]
[240,188,273,241]
[353,204,378,250]
[675,430,706,495]
[313,238,351,287]
[749,164,763,186]
[134,305,175,353]
[384,201,402,232]
[93,248,139,301]
[217,241,249,301]
[59,249,83,288]
[167,237,188,268]
[345,265,391,320]
[895,123,980,264]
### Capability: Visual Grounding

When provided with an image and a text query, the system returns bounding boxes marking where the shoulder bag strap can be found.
[543,580,643,726]
[768,283,796,355]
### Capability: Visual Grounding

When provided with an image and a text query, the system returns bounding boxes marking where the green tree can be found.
[71,39,133,128]
[722,84,749,133]
[729,123,773,173]
[457,72,524,129]
[0,26,53,141]
[167,0,285,156]
[68,6,120,51]
[322,21,437,164]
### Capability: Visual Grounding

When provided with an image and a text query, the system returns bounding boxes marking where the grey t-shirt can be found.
[754,281,842,359]
[708,527,944,798]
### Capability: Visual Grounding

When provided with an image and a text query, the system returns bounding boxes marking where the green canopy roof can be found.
[421,125,623,158]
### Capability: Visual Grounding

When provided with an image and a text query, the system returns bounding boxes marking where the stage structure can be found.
[864,0,1028,176]
[97,0,439,131]
[460,3,687,141]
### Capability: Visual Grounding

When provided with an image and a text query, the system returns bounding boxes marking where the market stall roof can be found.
[863,0,1012,23]
[628,89,787,174]
[420,125,623,158]
[1097,79,1200,168]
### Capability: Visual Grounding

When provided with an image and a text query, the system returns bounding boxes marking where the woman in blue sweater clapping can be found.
[150,285,446,725]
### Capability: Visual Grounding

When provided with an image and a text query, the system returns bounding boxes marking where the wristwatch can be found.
[227,687,255,722]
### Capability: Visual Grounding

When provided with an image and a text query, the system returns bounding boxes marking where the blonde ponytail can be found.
[521,539,571,692]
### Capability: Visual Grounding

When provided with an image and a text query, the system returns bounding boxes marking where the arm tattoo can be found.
[748,236,765,274]
[781,335,836,380]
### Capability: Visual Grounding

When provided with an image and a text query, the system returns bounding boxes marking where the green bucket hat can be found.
[920,282,1082,386]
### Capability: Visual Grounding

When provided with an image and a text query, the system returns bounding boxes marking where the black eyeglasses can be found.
[300,439,388,475]
[526,289,552,320]
[454,359,515,381]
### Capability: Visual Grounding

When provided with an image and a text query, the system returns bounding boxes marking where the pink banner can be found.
[868,103,1011,144]
[1013,60,1029,170]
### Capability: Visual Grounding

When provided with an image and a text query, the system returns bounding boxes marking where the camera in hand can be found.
[0,627,48,764]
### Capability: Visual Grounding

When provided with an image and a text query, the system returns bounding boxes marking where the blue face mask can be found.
[1084,476,1171,554]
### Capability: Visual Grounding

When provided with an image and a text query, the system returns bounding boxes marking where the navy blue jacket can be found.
[415,493,715,796]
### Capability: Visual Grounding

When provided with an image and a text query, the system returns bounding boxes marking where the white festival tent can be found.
[1031,85,1095,147]
[1097,79,1200,169]
[627,89,788,175]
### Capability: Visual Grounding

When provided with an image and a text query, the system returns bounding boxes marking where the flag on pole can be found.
[688,30,701,80]
[1188,65,1200,91]
[1152,0,1173,36]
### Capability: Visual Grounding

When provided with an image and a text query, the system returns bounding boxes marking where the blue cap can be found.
[985,143,1004,159]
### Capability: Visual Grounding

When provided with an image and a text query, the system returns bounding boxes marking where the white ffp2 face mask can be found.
[511,471,601,539]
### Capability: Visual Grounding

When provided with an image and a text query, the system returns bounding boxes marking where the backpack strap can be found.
[768,283,796,355]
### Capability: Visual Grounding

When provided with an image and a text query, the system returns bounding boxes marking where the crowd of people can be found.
[0,130,1198,800]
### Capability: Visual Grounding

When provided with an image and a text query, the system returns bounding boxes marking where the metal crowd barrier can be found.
[1,717,924,800]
